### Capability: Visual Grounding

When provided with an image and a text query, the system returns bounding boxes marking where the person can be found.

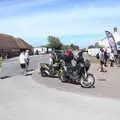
[35,50,39,55]
[19,49,26,75]
[49,51,56,65]
[104,49,109,67]
[49,52,53,65]
[99,48,106,72]
[76,51,84,64]
[25,50,30,72]
[109,50,115,67]
[73,49,79,59]
[64,48,74,64]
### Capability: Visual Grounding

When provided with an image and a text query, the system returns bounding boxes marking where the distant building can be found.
[34,46,47,54]
[88,48,100,56]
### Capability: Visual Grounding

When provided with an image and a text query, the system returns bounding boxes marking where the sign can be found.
[105,31,118,54]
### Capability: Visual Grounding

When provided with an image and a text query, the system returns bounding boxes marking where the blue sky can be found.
[0,0,120,47]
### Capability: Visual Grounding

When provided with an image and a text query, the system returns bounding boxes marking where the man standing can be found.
[109,50,115,67]
[19,49,26,75]
[99,48,106,72]
[104,49,109,67]
[25,50,30,72]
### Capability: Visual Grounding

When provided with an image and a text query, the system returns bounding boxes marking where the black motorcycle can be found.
[40,51,64,77]
[59,54,95,88]
[40,61,62,77]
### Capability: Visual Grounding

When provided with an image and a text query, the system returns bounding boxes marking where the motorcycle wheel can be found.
[41,71,47,77]
[80,73,95,88]
[59,72,67,82]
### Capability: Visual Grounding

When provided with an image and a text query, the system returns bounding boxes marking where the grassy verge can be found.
[89,56,99,64]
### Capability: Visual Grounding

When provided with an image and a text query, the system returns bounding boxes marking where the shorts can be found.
[20,63,26,69]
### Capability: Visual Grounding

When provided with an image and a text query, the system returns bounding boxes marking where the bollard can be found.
[0,57,2,73]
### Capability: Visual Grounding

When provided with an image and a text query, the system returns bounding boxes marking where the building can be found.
[0,33,33,58]
[88,48,100,56]
[34,46,53,55]
[34,47,47,54]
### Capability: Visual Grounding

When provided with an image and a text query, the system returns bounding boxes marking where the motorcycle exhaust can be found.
[44,70,50,75]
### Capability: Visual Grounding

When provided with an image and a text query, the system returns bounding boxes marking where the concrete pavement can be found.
[0,75,120,120]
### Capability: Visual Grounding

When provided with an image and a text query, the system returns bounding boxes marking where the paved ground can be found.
[1,54,120,99]
[0,54,48,77]
[33,61,120,99]
[1,55,120,120]
[0,75,120,120]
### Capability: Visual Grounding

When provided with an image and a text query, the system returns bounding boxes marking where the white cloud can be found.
[0,5,120,38]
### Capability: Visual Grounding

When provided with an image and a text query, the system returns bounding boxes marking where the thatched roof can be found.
[15,38,33,49]
[0,34,32,50]
[0,34,18,49]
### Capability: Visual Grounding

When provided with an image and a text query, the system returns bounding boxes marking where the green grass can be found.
[89,56,99,63]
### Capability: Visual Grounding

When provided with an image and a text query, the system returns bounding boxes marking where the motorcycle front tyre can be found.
[40,71,48,77]
[80,73,95,88]
[59,72,67,82]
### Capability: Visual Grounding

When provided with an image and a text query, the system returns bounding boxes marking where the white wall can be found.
[88,48,100,56]
[34,47,47,54]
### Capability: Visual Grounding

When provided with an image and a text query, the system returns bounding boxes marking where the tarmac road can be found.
[0,54,120,120]
[0,75,120,120]
[0,54,48,77]
[32,55,120,100]
[1,54,120,99]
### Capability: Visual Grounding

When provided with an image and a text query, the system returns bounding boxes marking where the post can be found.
[0,56,2,73]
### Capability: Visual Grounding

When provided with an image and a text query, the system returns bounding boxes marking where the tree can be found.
[70,44,79,50]
[47,36,63,50]
[88,45,95,49]
[61,45,72,50]
[117,41,120,45]
[94,42,101,48]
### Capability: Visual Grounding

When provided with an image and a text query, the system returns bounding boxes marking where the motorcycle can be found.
[40,51,65,77]
[59,54,95,88]
[40,62,62,77]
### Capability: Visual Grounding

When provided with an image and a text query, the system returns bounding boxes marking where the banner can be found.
[105,31,118,55]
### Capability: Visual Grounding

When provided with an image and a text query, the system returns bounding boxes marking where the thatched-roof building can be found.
[0,34,33,58]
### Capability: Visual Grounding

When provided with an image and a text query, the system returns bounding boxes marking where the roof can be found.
[0,34,32,50]
[15,38,33,49]
[0,34,18,49]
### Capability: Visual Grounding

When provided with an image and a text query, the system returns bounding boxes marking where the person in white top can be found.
[73,49,79,59]
[109,50,115,67]
[49,52,53,65]
[25,50,30,72]
[19,49,26,75]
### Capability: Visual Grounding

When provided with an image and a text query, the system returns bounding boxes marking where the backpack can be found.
[96,53,99,59]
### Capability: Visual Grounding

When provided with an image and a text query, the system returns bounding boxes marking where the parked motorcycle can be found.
[59,56,95,88]
[40,62,62,77]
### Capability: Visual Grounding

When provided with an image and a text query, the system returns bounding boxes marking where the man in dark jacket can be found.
[104,49,109,67]
[64,49,74,64]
